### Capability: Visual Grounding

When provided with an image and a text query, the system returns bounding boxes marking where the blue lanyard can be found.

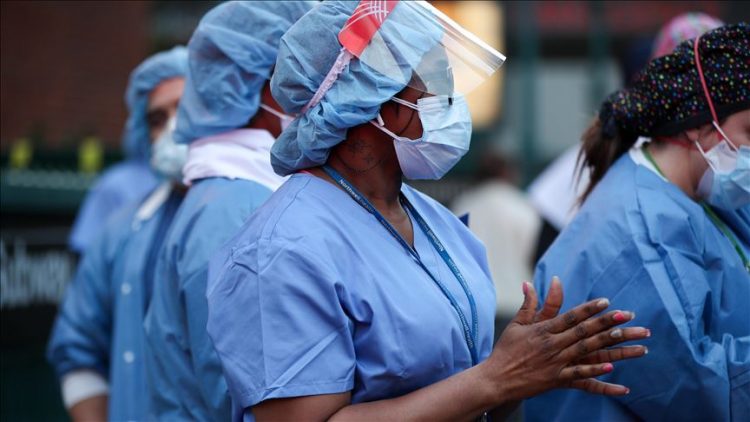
[322,165,480,365]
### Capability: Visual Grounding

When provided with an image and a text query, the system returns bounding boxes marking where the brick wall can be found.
[1,1,151,151]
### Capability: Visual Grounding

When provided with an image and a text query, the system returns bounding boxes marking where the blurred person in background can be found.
[527,146,589,263]
[65,42,187,254]
[650,12,725,61]
[528,12,724,263]
[206,2,649,420]
[46,46,188,422]
[527,23,749,421]
[451,150,541,335]
[142,2,314,420]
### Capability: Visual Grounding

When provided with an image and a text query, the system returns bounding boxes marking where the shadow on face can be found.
[378,74,432,140]
[147,77,185,142]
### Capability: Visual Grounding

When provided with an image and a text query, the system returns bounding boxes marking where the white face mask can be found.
[150,116,188,181]
[696,122,750,210]
[690,34,749,210]
[372,94,472,180]
[259,103,294,131]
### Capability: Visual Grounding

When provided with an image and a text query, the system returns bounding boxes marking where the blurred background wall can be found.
[1,2,150,148]
[1,1,748,420]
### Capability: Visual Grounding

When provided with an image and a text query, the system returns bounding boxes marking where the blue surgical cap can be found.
[123,46,188,161]
[174,0,316,144]
[270,1,440,176]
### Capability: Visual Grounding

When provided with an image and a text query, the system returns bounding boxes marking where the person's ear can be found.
[685,122,719,149]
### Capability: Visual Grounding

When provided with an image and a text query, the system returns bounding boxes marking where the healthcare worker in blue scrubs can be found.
[47,46,188,422]
[142,2,314,421]
[66,46,189,253]
[527,24,750,421]
[206,2,651,421]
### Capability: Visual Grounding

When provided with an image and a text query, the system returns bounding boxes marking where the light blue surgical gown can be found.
[47,183,183,421]
[69,160,160,253]
[206,173,497,421]
[525,155,750,422]
[143,177,274,421]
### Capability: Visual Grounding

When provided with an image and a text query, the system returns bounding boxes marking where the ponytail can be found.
[578,114,638,204]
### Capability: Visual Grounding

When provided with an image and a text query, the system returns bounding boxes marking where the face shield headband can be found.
[300,0,505,115]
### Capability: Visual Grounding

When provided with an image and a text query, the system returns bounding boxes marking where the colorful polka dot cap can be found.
[599,23,749,140]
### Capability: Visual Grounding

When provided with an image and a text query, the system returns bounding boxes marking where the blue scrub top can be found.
[48,184,183,421]
[525,155,750,422]
[206,173,497,421]
[69,160,160,253]
[143,177,274,421]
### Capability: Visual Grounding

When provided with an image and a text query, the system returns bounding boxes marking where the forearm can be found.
[48,246,113,376]
[62,369,109,422]
[330,362,502,422]
[69,394,108,422]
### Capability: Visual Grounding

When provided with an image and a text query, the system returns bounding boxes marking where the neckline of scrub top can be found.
[642,145,750,271]
[701,204,750,272]
[319,165,480,365]
[287,171,482,361]
[629,142,667,182]
[291,171,470,283]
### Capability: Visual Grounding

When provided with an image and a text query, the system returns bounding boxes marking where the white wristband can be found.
[61,369,109,409]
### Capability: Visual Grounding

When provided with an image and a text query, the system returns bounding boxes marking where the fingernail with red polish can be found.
[602,363,614,373]
[522,282,529,295]
[613,312,626,322]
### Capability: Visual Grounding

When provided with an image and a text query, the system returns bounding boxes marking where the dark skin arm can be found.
[257,83,648,421]
[253,279,649,422]
[68,394,107,422]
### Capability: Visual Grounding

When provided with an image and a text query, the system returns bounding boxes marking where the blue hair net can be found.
[270,1,442,176]
[174,0,316,144]
[123,46,188,161]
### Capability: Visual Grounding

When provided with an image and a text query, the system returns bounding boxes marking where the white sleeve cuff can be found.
[61,369,109,409]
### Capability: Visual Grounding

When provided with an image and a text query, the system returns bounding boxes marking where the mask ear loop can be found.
[373,97,423,140]
[259,103,295,121]
[371,112,402,139]
[693,135,718,172]
[370,112,419,142]
[390,96,419,111]
[693,35,738,151]
[376,113,385,126]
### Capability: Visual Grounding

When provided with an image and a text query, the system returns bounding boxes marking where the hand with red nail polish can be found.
[480,277,650,403]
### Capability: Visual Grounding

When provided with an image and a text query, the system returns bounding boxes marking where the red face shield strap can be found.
[301,0,399,115]
[339,0,398,57]
[693,34,727,141]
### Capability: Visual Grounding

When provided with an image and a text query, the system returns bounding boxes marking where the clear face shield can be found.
[338,0,506,97]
